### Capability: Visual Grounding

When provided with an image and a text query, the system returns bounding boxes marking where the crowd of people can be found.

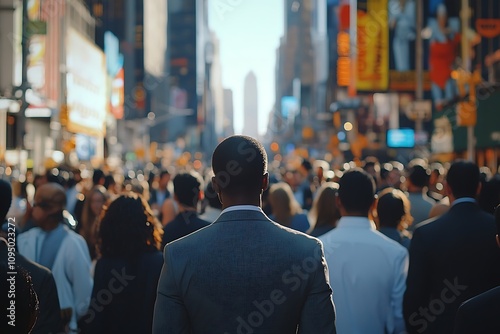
[1,134,500,333]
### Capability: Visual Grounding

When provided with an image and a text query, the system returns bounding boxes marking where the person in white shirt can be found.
[320,168,408,334]
[18,183,93,333]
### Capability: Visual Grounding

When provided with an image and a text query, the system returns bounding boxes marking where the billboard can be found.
[66,28,107,137]
[356,0,389,91]
[337,0,389,91]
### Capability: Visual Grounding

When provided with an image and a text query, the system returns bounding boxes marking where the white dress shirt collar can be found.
[220,205,263,215]
[336,216,376,230]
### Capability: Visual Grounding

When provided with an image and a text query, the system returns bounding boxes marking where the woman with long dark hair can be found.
[81,193,163,333]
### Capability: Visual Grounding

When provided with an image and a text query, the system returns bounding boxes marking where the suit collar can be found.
[451,197,476,207]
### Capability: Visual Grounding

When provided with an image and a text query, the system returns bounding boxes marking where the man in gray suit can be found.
[153,135,336,333]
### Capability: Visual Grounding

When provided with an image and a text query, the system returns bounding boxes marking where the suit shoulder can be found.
[164,222,214,248]
[460,286,500,312]
[16,253,52,276]
[413,215,440,233]
[271,222,323,252]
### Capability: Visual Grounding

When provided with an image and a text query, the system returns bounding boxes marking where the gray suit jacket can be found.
[153,209,336,334]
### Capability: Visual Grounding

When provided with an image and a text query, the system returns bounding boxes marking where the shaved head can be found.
[36,183,67,210]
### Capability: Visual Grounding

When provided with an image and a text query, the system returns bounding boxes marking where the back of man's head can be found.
[407,160,430,189]
[338,168,376,216]
[0,180,12,222]
[173,173,202,208]
[212,135,268,195]
[92,169,105,186]
[380,163,393,181]
[446,160,480,199]
[36,183,67,214]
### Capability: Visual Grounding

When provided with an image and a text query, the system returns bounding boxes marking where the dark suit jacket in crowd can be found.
[162,211,210,247]
[454,286,500,334]
[0,240,62,334]
[403,201,500,334]
[153,209,337,334]
[80,251,163,334]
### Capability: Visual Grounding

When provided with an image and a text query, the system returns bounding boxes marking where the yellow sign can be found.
[356,0,389,91]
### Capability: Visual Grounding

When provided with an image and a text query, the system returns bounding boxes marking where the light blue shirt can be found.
[320,217,409,334]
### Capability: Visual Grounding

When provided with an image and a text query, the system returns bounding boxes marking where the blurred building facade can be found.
[88,0,217,164]
[0,0,107,172]
[273,0,329,153]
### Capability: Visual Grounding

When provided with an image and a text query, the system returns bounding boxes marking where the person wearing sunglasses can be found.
[17,183,93,333]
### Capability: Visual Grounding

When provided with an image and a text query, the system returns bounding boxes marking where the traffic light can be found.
[6,113,18,149]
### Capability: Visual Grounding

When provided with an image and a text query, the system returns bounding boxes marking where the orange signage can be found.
[337,32,351,87]
[476,19,500,38]
[389,71,432,91]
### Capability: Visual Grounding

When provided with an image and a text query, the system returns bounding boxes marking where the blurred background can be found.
[1,0,500,176]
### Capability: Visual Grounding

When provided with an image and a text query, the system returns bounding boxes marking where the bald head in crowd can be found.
[32,183,67,231]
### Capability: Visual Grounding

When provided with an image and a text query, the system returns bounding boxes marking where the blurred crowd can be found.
[1,140,500,333]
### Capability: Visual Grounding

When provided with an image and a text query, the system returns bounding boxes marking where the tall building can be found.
[243,71,259,139]
[87,0,146,164]
[88,0,145,120]
[168,0,212,153]
[89,0,213,156]
[209,31,224,144]
[275,0,328,146]
[143,0,169,145]
[223,88,234,137]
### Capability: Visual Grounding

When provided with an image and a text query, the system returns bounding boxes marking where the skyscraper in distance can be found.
[243,71,259,139]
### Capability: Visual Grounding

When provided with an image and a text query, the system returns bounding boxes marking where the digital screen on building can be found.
[387,128,415,148]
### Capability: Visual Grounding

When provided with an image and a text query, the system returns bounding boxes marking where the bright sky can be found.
[208,0,284,136]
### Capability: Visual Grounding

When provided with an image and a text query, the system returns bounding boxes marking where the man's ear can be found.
[211,176,220,194]
[212,176,223,205]
[476,182,482,197]
[496,235,500,248]
[262,173,269,192]
[335,194,342,210]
